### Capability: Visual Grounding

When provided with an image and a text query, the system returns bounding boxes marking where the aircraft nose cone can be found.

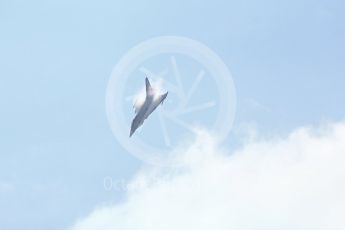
[130,128,135,137]
[130,122,139,137]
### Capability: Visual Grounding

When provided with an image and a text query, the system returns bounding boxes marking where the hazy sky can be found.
[1,0,345,229]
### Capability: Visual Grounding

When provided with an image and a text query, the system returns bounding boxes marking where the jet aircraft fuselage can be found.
[130,78,168,137]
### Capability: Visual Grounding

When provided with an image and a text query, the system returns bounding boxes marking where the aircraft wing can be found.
[133,100,143,114]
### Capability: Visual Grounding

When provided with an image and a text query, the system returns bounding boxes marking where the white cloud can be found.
[70,121,345,230]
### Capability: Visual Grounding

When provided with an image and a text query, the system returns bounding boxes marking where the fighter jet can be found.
[130,77,168,137]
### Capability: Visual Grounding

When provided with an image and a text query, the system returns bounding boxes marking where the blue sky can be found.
[1,0,345,229]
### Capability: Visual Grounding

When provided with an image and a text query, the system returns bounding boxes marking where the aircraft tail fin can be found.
[145,77,152,95]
